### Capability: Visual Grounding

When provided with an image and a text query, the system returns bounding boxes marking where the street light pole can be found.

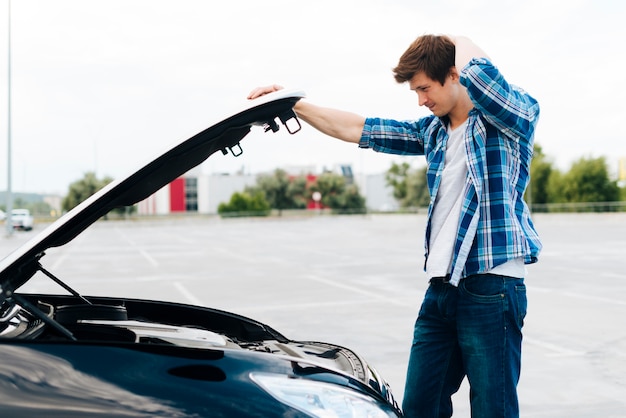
[5,0,13,236]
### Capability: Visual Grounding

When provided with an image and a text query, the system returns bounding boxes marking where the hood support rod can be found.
[38,263,92,305]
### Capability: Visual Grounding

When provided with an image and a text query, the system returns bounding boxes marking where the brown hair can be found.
[393,35,455,85]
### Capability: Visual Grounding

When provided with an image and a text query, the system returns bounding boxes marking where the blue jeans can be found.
[402,274,527,418]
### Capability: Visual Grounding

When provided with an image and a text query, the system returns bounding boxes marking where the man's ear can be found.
[448,66,460,82]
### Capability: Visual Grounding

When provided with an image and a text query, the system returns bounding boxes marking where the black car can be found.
[0,90,403,417]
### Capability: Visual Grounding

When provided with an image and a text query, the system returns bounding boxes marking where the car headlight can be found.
[250,373,399,418]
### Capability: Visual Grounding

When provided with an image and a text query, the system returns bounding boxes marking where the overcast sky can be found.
[0,0,624,194]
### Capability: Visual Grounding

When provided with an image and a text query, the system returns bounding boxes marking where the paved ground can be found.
[2,212,625,417]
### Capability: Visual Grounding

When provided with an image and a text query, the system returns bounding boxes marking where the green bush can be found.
[217,191,271,217]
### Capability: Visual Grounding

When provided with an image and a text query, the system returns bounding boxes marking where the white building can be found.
[138,167,398,215]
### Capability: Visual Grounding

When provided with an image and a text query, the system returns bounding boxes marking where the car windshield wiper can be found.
[9,293,76,341]
[1,262,90,342]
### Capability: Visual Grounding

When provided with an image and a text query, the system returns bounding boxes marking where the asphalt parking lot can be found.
[2,212,626,417]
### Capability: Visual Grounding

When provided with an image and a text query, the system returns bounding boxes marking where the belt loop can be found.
[429,274,451,284]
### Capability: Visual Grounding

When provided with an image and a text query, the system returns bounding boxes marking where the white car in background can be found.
[9,209,34,231]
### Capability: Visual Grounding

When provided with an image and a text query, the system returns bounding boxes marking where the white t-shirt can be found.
[427,120,468,278]
[426,120,525,279]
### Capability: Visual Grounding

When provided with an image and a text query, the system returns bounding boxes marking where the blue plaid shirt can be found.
[359,58,542,285]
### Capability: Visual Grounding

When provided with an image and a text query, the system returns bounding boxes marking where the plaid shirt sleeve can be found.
[359,117,436,155]
[460,57,540,144]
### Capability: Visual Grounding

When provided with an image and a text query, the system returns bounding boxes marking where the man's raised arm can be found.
[248,85,365,144]
[451,35,490,72]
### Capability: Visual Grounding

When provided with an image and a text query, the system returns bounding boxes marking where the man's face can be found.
[409,71,459,117]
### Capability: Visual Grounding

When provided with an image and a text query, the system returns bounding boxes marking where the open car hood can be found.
[0,89,305,298]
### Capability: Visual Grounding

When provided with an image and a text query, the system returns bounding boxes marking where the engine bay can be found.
[0,293,368,382]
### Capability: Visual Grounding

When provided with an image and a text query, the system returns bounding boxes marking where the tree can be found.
[546,169,566,204]
[62,172,113,212]
[222,169,365,215]
[405,167,430,208]
[385,162,410,203]
[559,156,620,203]
[340,183,367,213]
[385,162,429,208]
[247,169,307,214]
[62,172,135,217]
[309,172,366,213]
[527,144,553,205]
[286,176,309,209]
[217,191,271,216]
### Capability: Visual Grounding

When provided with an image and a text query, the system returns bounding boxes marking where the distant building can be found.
[137,165,399,215]
[0,191,62,216]
[138,172,257,215]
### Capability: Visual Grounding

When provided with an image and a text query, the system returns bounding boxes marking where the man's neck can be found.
[447,95,474,130]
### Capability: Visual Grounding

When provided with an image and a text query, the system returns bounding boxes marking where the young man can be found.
[248,34,541,418]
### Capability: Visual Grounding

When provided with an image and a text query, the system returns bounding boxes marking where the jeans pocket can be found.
[459,276,505,303]
[515,284,527,328]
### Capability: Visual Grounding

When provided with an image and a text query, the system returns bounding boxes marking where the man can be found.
[248,34,541,418]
